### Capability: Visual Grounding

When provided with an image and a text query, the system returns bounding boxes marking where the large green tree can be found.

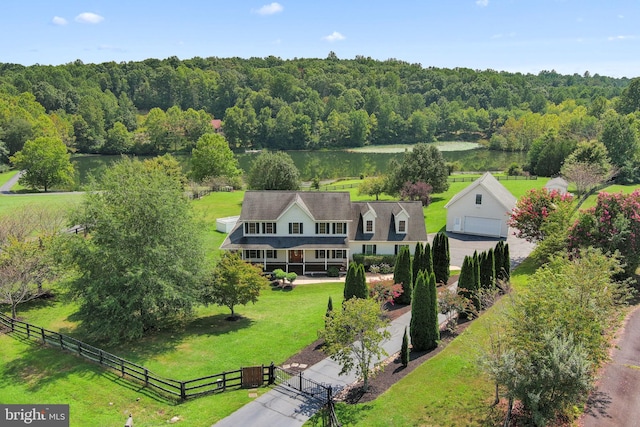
[190,133,241,182]
[65,157,206,343]
[10,136,75,192]
[247,151,300,190]
[201,251,268,319]
[599,110,639,168]
[387,143,449,194]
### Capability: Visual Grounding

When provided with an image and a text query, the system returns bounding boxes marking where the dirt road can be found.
[580,305,640,427]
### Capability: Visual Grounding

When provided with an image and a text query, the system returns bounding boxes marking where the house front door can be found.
[289,250,303,263]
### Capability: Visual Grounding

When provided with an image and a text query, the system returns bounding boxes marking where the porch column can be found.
[345,249,349,272]
[324,251,328,270]
[286,250,289,273]
[263,253,267,271]
[303,250,306,275]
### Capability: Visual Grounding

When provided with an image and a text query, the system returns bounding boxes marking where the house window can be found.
[332,250,346,259]
[365,220,373,233]
[244,222,259,234]
[333,222,346,234]
[316,223,329,234]
[315,250,326,258]
[398,220,406,233]
[266,250,278,259]
[262,222,276,234]
[289,222,303,234]
[363,244,377,255]
[475,194,483,205]
[245,250,262,258]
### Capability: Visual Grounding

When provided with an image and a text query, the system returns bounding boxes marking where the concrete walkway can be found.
[213,308,447,427]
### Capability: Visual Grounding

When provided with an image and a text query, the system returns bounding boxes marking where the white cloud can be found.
[52,16,67,26]
[608,35,635,41]
[476,0,489,7]
[252,3,283,15]
[322,31,345,42]
[75,12,104,24]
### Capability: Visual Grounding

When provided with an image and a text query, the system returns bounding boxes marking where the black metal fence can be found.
[0,313,273,401]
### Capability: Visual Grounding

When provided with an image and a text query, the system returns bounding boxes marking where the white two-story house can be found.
[220,191,428,274]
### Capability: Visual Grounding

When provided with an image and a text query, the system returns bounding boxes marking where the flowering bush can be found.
[568,190,640,276]
[509,188,573,242]
[368,278,404,310]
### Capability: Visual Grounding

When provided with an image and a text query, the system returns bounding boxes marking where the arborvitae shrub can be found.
[432,232,450,285]
[393,246,413,305]
[401,326,410,367]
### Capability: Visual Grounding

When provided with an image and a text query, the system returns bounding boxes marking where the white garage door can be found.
[464,216,502,237]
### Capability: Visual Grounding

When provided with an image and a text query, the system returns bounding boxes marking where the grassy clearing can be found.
[2,281,344,426]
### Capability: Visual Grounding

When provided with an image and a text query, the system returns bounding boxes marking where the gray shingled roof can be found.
[444,172,517,211]
[350,201,428,243]
[238,191,352,221]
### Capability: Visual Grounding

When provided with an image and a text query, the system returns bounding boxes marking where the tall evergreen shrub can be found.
[479,249,495,289]
[394,246,413,304]
[432,232,450,285]
[412,242,424,285]
[401,326,410,367]
[344,263,358,300]
[354,263,368,299]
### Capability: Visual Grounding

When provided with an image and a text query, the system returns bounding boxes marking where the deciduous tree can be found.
[247,151,300,190]
[320,297,390,390]
[387,143,449,194]
[202,251,268,319]
[10,136,75,192]
[64,157,206,343]
[190,133,240,182]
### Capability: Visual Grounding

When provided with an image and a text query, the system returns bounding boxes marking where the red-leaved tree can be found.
[509,188,574,243]
[400,181,433,206]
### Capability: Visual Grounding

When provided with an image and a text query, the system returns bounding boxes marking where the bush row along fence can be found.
[319,174,537,190]
[0,313,273,401]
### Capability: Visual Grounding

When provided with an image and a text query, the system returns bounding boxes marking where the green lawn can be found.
[1,281,344,427]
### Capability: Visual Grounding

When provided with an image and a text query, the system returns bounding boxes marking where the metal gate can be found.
[272,366,331,403]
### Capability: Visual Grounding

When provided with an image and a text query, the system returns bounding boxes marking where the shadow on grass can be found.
[332,402,374,426]
[1,335,176,403]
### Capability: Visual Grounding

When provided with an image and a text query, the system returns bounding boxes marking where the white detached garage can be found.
[444,172,517,238]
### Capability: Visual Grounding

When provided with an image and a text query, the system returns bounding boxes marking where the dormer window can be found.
[366,220,373,233]
[244,222,259,234]
[398,220,406,233]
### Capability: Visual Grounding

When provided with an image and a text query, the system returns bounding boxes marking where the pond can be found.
[71,143,526,186]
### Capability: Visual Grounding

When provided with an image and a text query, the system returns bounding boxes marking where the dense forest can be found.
[1,54,640,178]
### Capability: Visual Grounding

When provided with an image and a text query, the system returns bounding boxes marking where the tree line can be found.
[2,55,639,168]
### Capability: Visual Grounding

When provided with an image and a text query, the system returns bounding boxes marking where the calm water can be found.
[72,148,526,185]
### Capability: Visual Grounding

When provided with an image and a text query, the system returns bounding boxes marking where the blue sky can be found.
[1,0,639,78]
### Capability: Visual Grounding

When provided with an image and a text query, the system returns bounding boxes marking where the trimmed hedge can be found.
[352,254,397,269]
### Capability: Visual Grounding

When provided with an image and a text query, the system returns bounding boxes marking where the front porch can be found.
[241,248,349,276]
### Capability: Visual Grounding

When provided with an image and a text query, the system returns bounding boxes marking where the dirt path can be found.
[580,305,640,427]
